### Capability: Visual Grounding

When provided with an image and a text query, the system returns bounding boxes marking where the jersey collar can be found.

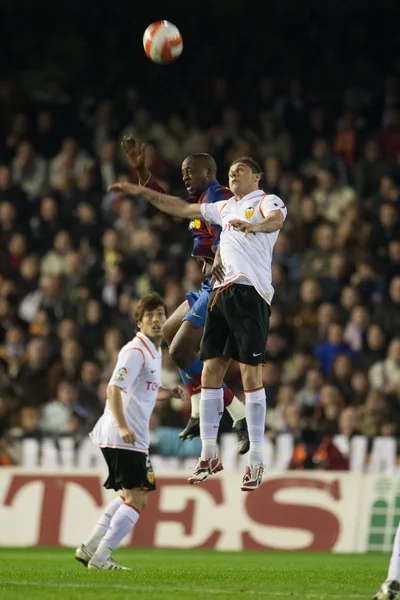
[237,189,266,203]
[136,332,160,358]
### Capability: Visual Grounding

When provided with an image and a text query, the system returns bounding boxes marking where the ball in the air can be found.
[143,21,183,64]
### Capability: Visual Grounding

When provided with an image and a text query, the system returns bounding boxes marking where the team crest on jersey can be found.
[115,367,129,382]
[244,207,255,219]
[189,219,201,230]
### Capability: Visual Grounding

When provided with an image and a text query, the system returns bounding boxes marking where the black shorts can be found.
[200,284,270,366]
[101,447,156,492]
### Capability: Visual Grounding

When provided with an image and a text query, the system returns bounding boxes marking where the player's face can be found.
[181,158,209,196]
[138,306,167,340]
[229,162,260,197]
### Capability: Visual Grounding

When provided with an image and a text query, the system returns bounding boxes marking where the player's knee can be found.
[169,340,189,369]
[241,367,263,392]
[201,359,224,388]
[124,490,148,513]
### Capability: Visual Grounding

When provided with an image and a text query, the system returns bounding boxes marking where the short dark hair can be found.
[186,153,217,175]
[134,292,167,323]
[230,156,264,189]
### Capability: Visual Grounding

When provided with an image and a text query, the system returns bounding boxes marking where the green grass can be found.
[0,548,389,599]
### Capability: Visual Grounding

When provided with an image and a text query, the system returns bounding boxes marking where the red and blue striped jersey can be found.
[143,175,232,261]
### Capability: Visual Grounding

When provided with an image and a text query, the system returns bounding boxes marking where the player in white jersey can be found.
[75,292,183,570]
[373,524,400,599]
[108,156,286,492]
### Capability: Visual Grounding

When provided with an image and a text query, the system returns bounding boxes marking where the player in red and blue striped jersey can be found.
[122,136,249,452]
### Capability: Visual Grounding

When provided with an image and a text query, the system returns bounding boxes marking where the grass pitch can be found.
[0,548,388,599]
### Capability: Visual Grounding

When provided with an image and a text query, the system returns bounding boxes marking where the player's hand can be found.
[171,385,184,399]
[121,135,146,169]
[229,219,257,237]
[211,254,225,284]
[118,426,136,444]
[108,182,142,196]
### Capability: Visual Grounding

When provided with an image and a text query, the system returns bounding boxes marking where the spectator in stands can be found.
[313,322,356,375]
[12,142,48,201]
[295,367,324,407]
[385,239,400,281]
[0,326,26,377]
[343,304,371,352]
[312,165,357,223]
[336,204,371,260]
[301,222,336,280]
[319,252,350,304]
[49,137,94,189]
[352,139,387,202]
[40,379,81,435]
[369,337,400,395]
[367,202,400,265]
[40,230,72,277]
[373,276,400,339]
[16,338,49,406]
[359,390,388,437]
[271,231,301,284]
[48,339,82,397]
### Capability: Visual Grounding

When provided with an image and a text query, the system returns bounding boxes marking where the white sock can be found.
[388,520,400,581]
[191,392,201,418]
[94,503,140,561]
[200,387,223,460]
[84,495,124,553]
[245,387,266,465]
[226,395,245,424]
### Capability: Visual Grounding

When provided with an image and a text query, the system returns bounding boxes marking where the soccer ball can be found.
[143,21,183,64]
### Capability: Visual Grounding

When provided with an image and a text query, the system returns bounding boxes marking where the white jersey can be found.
[90,332,162,453]
[200,190,287,304]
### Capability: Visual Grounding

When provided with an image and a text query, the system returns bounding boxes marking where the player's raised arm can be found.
[108,181,203,220]
[121,135,165,192]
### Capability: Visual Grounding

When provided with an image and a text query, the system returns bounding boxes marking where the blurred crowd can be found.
[0,6,400,466]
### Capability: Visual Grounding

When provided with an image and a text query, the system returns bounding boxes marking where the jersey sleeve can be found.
[260,194,287,221]
[108,346,145,391]
[144,174,166,194]
[200,201,225,226]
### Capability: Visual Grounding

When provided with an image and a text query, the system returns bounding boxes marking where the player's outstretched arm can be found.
[108,182,203,220]
[230,210,283,237]
[250,209,283,233]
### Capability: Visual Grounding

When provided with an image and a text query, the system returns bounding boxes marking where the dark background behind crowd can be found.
[0,0,400,467]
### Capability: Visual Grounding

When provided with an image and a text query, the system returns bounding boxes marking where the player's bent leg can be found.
[374,521,400,599]
[75,494,125,567]
[169,320,204,440]
[88,489,148,571]
[162,300,190,346]
[188,357,230,485]
[240,364,266,492]
[169,320,203,370]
